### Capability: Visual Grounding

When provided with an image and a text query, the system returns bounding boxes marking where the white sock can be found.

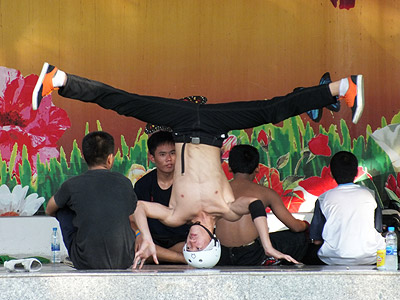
[339,78,349,97]
[52,70,67,88]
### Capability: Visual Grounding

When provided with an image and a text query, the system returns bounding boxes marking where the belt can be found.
[173,133,226,148]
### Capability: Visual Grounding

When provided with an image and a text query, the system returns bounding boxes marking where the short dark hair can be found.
[228,145,259,174]
[147,131,175,156]
[330,151,358,184]
[82,131,115,167]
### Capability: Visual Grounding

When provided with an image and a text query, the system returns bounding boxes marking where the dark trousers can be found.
[218,230,307,266]
[59,74,336,137]
[55,207,77,255]
[301,243,326,265]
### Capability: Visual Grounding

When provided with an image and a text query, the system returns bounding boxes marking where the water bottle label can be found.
[386,246,397,255]
[51,243,60,251]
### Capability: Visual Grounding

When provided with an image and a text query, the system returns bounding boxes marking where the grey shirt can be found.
[55,169,137,269]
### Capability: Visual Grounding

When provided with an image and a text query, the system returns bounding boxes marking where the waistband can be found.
[173,133,227,148]
[223,238,260,252]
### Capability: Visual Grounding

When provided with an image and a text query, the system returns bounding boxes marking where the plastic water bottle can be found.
[51,227,61,263]
[385,227,398,271]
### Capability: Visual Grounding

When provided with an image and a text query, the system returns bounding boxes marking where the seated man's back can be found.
[306,151,385,265]
[46,131,137,269]
[57,169,136,269]
[216,145,308,266]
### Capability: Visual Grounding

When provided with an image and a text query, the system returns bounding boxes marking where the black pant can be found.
[59,74,336,142]
[56,207,77,255]
[218,230,307,266]
[302,243,326,265]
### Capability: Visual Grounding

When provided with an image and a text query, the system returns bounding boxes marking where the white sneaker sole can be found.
[352,75,364,124]
[32,62,49,110]
[4,258,42,272]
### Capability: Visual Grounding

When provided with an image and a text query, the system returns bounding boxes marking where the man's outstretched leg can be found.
[32,62,365,124]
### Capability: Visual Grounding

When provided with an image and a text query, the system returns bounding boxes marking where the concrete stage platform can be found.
[1,264,399,300]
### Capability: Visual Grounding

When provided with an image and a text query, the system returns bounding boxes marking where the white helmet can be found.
[183,223,221,268]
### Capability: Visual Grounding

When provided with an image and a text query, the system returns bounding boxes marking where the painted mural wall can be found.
[0,0,400,216]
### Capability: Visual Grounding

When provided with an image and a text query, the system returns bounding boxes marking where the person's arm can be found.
[253,214,299,263]
[131,201,177,269]
[152,244,186,264]
[266,188,308,232]
[249,200,299,263]
[45,196,59,217]
[229,198,299,263]
[129,213,186,264]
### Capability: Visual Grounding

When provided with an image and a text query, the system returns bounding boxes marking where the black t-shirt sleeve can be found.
[54,180,72,209]
[134,170,155,201]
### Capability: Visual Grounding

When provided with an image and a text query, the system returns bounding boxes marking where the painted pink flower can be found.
[0,67,71,174]
[308,134,331,156]
[330,0,355,10]
[221,135,237,160]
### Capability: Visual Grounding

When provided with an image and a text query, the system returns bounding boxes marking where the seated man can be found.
[133,130,189,264]
[303,151,385,265]
[45,131,137,269]
[33,62,364,268]
[216,145,309,266]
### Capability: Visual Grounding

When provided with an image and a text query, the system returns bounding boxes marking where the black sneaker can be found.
[320,72,340,112]
[305,72,340,122]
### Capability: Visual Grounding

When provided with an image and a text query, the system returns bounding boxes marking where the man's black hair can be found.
[147,131,175,156]
[82,131,115,167]
[228,145,259,174]
[330,151,358,184]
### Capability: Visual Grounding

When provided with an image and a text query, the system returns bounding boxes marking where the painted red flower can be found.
[257,130,269,148]
[299,165,369,197]
[222,161,233,180]
[308,134,331,157]
[221,135,237,160]
[255,164,283,195]
[255,164,306,213]
[0,67,71,174]
[299,166,337,196]
[330,0,355,10]
[222,161,307,213]
[385,173,400,199]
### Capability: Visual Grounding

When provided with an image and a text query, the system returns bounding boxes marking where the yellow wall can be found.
[1,0,400,153]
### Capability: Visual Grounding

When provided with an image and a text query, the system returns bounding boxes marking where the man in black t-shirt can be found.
[46,131,137,270]
[133,131,189,264]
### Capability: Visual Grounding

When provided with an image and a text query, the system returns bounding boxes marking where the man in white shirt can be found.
[304,151,385,265]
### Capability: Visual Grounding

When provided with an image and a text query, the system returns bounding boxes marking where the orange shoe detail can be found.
[338,76,357,108]
[41,67,58,97]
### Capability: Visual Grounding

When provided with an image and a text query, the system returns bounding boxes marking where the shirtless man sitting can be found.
[32,62,364,268]
[216,145,309,266]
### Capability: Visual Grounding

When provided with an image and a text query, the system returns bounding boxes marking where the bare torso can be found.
[167,142,236,224]
[216,175,306,247]
[215,178,261,247]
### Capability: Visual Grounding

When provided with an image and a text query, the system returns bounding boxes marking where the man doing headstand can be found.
[32,62,364,268]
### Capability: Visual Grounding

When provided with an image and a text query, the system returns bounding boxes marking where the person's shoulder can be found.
[138,168,157,180]
[62,173,85,185]
[353,183,375,197]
